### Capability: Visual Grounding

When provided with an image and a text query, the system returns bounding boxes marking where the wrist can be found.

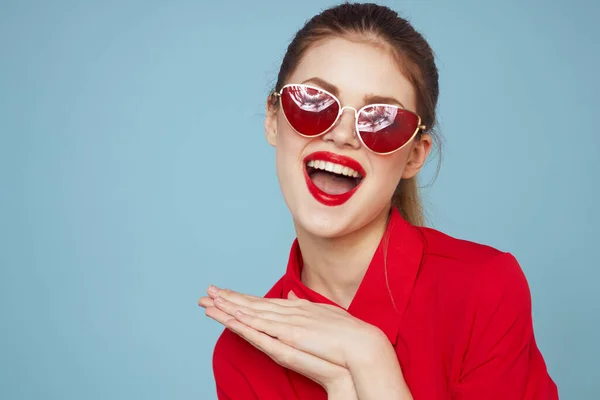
[346,326,392,369]
[345,328,412,400]
[325,372,357,400]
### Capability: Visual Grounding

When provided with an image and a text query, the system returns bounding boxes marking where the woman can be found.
[198,3,558,399]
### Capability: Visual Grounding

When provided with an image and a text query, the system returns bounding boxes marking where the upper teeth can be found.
[307,160,361,178]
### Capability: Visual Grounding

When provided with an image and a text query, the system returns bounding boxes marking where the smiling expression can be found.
[265,37,430,238]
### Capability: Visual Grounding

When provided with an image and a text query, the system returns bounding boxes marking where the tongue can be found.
[311,171,356,195]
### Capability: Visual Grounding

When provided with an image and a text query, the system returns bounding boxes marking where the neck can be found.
[294,206,391,309]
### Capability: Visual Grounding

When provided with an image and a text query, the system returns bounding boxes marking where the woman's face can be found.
[265,37,431,238]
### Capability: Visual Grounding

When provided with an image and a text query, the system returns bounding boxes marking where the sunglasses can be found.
[272,83,426,155]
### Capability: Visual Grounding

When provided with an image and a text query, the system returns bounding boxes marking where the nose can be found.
[321,106,362,150]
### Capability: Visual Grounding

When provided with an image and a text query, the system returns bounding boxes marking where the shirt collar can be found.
[281,208,424,345]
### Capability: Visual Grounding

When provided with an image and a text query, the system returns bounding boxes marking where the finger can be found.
[207,285,220,297]
[233,310,292,340]
[209,285,306,307]
[235,310,345,368]
[205,306,236,326]
[224,317,340,383]
[198,296,214,308]
[225,316,287,353]
[211,287,301,312]
[209,287,265,303]
[214,296,291,323]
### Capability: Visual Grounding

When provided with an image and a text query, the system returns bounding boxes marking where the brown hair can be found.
[269,2,441,226]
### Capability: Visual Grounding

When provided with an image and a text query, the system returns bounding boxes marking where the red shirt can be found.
[212,209,559,399]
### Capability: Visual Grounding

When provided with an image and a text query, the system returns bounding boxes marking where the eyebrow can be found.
[301,77,406,108]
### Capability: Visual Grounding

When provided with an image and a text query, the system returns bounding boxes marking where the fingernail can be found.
[208,285,217,294]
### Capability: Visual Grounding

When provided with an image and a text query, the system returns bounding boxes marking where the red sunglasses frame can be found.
[272,83,427,155]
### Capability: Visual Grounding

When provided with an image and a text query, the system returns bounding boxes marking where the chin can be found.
[293,204,358,239]
[289,191,390,240]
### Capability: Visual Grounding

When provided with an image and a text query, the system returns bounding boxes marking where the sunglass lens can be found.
[357,105,420,153]
[280,85,339,136]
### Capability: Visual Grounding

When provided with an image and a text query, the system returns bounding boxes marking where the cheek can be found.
[369,150,410,190]
[275,115,307,158]
[275,121,306,175]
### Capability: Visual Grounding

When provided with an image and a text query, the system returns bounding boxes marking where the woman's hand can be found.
[199,285,389,371]
[200,289,357,397]
[200,285,413,399]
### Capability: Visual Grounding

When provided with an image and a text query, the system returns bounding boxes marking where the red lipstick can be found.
[303,151,366,207]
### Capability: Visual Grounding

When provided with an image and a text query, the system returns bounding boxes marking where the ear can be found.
[264,95,278,147]
[402,133,433,179]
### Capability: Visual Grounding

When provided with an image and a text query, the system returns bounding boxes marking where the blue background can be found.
[1,0,598,398]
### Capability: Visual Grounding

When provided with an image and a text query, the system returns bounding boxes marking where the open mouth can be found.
[306,160,363,194]
[303,152,366,207]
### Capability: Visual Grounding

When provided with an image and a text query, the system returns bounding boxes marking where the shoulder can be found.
[418,225,505,264]
[418,226,525,281]
[418,229,558,397]
[414,226,531,312]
